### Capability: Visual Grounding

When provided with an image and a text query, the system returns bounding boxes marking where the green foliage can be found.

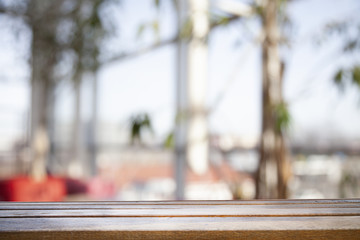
[334,69,345,91]
[274,102,291,133]
[152,20,159,32]
[136,20,160,41]
[278,0,288,16]
[179,18,193,40]
[321,19,360,96]
[315,21,348,45]
[152,20,160,41]
[333,66,360,93]
[324,21,349,35]
[344,39,359,52]
[164,131,174,149]
[135,0,163,42]
[137,23,146,38]
[174,110,188,125]
[352,66,360,89]
[210,13,232,27]
[69,0,116,77]
[254,4,263,16]
[130,113,153,145]
[154,0,160,8]
[318,21,360,53]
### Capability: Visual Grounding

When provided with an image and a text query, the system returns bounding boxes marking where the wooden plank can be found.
[2,198,360,206]
[2,230,360,240]
[1,200,359,211]
[1,206,359,218]
[0,199,359,239]
[1,215,360,231]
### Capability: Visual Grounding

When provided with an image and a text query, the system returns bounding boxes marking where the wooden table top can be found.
[0,199,359,239]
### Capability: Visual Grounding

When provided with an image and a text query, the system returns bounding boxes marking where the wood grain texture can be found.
[0,199,359,239]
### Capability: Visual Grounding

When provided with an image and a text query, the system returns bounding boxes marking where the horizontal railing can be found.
[0,199,359,239]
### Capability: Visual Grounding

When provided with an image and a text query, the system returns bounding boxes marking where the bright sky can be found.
[96,0,360,142]
[0,0,360,150]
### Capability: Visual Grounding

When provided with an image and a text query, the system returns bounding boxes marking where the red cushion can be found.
[0,176,66,201]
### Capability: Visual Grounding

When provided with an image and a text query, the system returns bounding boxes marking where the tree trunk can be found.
[68,75,86,178]
[29,41,55,181]
[88,71,98,177]
[28,0,60,181]
[30,59,50,181]
[256,0,288,199]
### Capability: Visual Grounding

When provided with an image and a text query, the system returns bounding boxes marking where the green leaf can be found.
[334,69,343,86]
[154,0,160,8]
[333,69,346,93]
[274,102,291,133]
[164,132,174,149]
[129,113,153,144]
[352,66,360,88]
[179,18,193,40]
[137,23,146,39]
[152,20,160,42]
[217,16,230,26]
[175,110,187,124]
[344,39,358,52]
[130,118,141,144]
[152,20,159,33]
[152,21,158,30]
[254,4,263,16]
[143,113,153,132]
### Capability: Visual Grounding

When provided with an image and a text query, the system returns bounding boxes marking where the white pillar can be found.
[88,71,98,177]
[175,0,188,200]
[186,0,209,175]
[175,0,209,199]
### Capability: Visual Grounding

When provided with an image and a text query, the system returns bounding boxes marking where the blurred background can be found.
[0,0,359,201]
